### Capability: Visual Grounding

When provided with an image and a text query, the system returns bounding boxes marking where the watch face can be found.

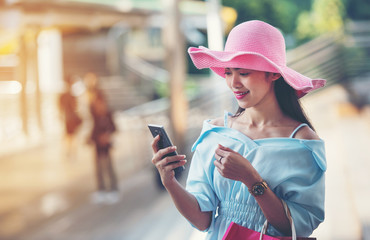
[253,184,265,196]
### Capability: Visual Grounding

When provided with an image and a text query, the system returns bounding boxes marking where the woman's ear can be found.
[271,73,282,81]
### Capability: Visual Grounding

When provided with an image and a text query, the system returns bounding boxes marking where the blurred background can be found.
[1,0,370,239]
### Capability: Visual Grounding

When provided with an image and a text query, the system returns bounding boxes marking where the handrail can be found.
[286,31,346,87]
[124,54,169,83]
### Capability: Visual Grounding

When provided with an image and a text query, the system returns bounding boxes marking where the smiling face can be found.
[224,68,281,109]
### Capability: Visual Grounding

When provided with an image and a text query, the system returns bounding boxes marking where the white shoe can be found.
[104,191,120,204]
[90,191,106,204]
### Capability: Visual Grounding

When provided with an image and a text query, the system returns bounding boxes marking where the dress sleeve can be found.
[274,143,326,237]
[186,146,219,213]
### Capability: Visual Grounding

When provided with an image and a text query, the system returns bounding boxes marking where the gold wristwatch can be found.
[249,180,268,197]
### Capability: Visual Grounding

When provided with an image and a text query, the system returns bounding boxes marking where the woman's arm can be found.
[164,178,213,231]
[151,135,212,231]
[249,182,292,235]
[214,144,291,235]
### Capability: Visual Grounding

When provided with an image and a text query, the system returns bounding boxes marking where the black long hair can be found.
[233,76,315,131]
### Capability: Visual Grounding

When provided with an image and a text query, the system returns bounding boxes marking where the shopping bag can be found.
[222,201,316,240]
[223,222,280,240]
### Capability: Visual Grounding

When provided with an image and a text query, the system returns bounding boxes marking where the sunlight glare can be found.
[0,81,22,94]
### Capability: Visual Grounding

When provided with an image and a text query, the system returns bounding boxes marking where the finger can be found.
[214,159,222,168]
[157,157,186,172]
[214,153,224,163]
[215,147,228,160]
[151,135,161,152]
[157,146,177,158]
[162,154,186,166]
[152,146,178,164]
[164,159,187,171]
[214,161,226,177]
[218,144,234,152]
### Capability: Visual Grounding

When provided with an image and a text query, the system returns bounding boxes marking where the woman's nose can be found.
[230,75,242,89]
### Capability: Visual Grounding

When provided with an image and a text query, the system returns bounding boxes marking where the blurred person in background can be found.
[84,72,101,106]
[151,20,327,239]
[85,72,119,204]
[59,75,82,161]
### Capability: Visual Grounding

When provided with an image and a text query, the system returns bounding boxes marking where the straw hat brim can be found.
[188,46,326,98]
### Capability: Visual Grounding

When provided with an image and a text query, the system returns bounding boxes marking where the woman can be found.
[59,75,82,160]
[90,90,118,196]
[151,20,326,239]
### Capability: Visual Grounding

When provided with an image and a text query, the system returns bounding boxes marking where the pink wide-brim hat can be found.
[188,20,326,98]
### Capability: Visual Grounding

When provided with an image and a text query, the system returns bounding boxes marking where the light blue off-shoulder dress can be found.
[185,113,326,240]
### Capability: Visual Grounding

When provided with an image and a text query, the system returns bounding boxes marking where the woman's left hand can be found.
[214,144,261,185]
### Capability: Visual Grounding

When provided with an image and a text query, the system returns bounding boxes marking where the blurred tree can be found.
[295,0,345,42]
[222,0,311,35]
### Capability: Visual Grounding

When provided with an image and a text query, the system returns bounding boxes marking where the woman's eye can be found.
[240,72,250,76]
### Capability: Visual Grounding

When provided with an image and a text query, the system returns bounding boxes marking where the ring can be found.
[219,156,223,162]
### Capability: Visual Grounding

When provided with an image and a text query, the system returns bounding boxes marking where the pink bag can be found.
[222,201,316,240]
[223,222,280,240]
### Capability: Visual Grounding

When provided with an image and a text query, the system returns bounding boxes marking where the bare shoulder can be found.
[294,125,321,140]
[209,117,224,127]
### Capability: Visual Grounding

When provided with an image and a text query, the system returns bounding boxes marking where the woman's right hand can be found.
[151,135,187,188]
[151,135,212,231]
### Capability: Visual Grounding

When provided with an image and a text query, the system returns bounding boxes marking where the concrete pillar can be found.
[206,0,226,116]
[162,0,188,152]
[206,0,224,51]
[18,34,28,135]
[28,29,42,130]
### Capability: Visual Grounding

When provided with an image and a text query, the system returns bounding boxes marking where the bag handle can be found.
[259,200,297,240]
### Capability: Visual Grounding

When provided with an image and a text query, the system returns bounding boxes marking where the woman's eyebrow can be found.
[225,68,241,70]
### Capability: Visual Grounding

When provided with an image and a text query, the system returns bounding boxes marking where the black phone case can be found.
[148,124,185,173]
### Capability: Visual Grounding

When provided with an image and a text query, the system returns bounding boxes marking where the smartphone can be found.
[148,124,185,173]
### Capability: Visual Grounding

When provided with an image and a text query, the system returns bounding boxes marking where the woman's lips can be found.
[234,91,249,99]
